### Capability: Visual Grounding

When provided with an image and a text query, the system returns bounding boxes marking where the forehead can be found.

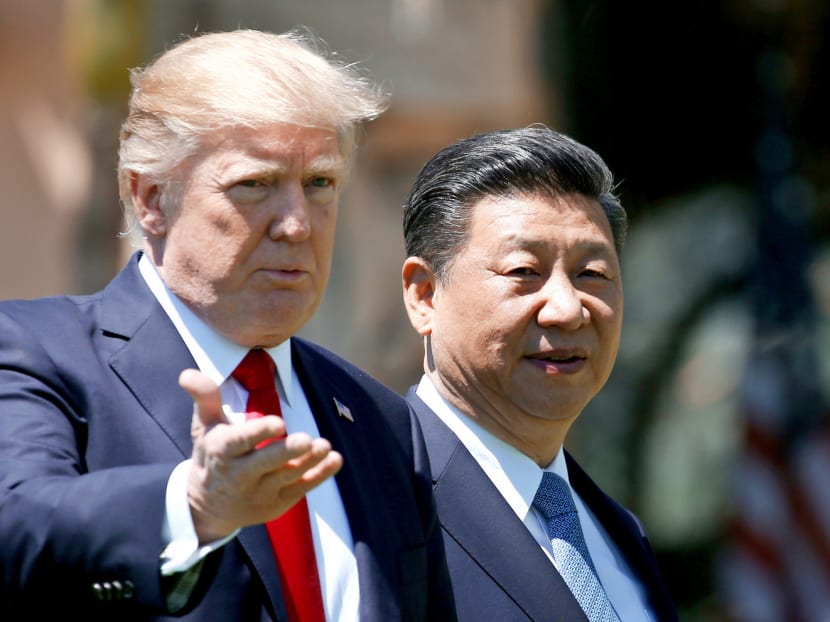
[194,124,346,173]
[467,192,615,248]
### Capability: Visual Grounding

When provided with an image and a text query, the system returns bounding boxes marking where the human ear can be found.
[129,171,168,237]
[401,256,437,336]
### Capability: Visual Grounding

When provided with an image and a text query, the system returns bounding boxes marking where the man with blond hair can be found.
[0,29,454,621]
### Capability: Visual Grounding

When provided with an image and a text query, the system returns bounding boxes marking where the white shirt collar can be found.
[416,375,657,621]
[138,253,295,405]
[415,374,570,522]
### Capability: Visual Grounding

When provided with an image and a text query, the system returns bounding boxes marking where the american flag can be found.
[718,37,830,622]
[720,341,830,622]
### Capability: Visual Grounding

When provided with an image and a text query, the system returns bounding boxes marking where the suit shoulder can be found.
[565,451,648,536]
[292,337,402,400]
[291,337,417,447]
[0,292,97,318]
[0,294,101,345]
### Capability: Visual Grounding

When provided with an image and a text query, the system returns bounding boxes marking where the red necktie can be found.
[232,348,327,622]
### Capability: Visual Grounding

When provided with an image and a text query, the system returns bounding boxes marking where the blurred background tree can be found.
[554,2,830,620]
[2,1,828,619]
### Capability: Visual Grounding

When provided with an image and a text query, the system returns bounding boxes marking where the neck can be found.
[426,369,570,468]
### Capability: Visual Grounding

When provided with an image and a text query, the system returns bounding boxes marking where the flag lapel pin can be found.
[333,397,354,423]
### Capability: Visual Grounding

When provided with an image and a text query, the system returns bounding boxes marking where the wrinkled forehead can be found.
[466,192,617,250]
[179,123,350,176]
[200,121,351,156]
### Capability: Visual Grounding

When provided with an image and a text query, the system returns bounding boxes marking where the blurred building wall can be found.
[5,3,829,620]
[0,2,93,299]
[0,0,558,393]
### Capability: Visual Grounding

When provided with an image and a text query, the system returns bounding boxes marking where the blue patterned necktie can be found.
[533,472,621,621]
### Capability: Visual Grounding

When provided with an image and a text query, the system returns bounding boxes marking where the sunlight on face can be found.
[428,193,624,456]
[154,124,346,347]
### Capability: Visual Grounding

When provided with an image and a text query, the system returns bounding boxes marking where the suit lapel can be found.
[566,454,678,621]
[407,390,587,622]
[294,339,427,622]
[99,255,287,619]
[100,254,195,456]
[236,527,289,621]
[289,340,372,541]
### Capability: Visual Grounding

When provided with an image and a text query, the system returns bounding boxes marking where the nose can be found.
[536,273,586,331]
[268,182,311,242]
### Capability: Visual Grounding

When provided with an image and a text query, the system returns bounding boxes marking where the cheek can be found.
[173,196,245,244]
[439,309,506,367]
[312,205,338,260]
[205,212,267,267]
[594,312,623,381]
[209,211,240,237]
[588,288,623,335]
[599,298,624,338]
[167,219,249,283]
[478,299,532,350]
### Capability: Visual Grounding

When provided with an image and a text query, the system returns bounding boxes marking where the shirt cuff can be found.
[160,459,239,576]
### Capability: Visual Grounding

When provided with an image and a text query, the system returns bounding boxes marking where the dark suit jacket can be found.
[406,389,678,622]
[0,252,455,621]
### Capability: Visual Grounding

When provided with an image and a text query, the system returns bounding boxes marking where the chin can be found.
[531,400,585,422]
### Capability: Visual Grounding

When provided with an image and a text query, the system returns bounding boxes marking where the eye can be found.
[506,267,538,277]
[307,176,334,189]
[579,267,610,280]
[226,177,269,204]
[235,179,265,188]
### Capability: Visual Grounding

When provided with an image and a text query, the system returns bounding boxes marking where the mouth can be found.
[533,353,583,362]
[268,268,307,275]
[256,267,311,285]
[525,350,587,374]
[262,262,309,271]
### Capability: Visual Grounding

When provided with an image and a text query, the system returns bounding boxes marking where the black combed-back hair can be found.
[403,125,626,280]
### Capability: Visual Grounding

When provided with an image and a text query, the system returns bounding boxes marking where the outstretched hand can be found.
[178,369,343,543]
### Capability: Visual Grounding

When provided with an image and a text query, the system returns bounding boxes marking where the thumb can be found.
[179,368,226,436]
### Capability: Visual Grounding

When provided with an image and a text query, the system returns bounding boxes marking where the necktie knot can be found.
[232,348,276,392]
[533,472,577,520]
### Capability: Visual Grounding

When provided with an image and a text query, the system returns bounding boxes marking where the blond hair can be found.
[118,28,388,241]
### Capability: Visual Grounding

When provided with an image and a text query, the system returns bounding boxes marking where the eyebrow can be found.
[304,154,347,177]
[501,233,614,255]
[220,153,347,180]
[572,239,617,257]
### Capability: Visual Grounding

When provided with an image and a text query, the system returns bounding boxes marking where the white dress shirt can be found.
[139,254,359,621]
[416,375,655,621]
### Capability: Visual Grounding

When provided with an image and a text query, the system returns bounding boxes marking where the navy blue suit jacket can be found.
[0,253,455,621]
[406,389,677,622]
